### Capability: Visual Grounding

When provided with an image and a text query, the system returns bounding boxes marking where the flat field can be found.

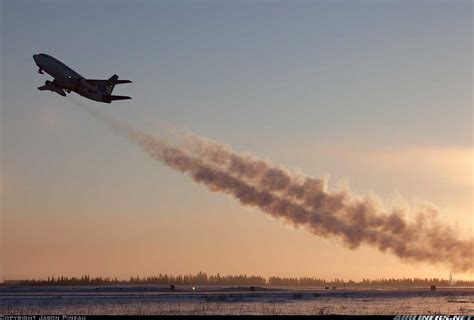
[1,285,472,315]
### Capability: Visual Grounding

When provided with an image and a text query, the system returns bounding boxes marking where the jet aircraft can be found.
[33,53,131,103]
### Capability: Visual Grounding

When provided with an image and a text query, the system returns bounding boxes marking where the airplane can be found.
[33,53,132,103]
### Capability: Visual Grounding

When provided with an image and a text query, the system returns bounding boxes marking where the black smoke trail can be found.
[72,99,473,273]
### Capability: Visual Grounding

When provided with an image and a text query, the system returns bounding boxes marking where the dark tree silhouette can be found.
[3,272,472,287]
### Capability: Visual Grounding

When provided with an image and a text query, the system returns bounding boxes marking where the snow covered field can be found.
[1,285,473,315]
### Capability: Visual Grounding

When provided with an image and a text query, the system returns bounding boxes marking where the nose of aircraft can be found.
[33,54,40,64]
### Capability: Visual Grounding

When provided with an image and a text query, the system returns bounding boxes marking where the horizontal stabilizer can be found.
[109,95,131,101]
[104,95,132,103]
[115,80,132,84]
[87,77,132,86]
[107,74,131,84]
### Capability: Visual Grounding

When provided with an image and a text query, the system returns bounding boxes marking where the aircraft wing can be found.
[38,81,66,96]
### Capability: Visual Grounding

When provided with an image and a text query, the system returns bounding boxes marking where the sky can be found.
[0,0,472,281]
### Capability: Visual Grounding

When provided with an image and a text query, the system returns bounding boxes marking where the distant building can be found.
[449,272,456,285]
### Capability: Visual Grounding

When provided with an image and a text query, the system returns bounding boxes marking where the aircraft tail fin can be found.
[87,75,132,95]
[106,75,132,94]
[105,75,119,95]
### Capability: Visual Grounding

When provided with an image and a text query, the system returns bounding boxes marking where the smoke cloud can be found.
[75,101,473,273]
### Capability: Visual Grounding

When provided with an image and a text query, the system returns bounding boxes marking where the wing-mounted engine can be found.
[38,80,66,97]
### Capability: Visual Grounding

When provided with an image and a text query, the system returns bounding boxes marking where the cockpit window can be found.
[39,54,48,57]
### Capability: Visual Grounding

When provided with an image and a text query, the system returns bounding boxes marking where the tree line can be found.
[3,272,473,287]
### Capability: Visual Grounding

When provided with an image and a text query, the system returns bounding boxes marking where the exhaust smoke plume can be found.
[75,101,473,273]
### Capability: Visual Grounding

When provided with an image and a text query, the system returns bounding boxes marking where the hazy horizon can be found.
[3,271,472,284]
[1,0,472,281]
